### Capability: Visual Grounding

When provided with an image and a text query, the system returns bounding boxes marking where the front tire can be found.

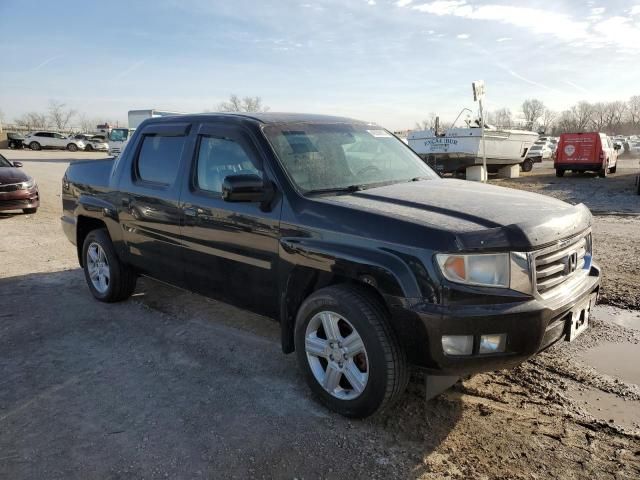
[82,229,137,302]
[295,285,408,418]
[29,141,41,151]
[22,208,37,214]
[85,144,93,152]
[67,143,78,152]
[610,164,617,174]
[522,158,533,172]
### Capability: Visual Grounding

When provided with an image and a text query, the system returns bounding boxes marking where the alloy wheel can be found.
[304,310,369,400]
[86,242,110,294]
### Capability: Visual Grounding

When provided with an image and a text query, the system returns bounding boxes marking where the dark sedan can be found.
[0,154,39,214]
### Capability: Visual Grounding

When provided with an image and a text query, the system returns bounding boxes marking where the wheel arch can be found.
[278,238,433,354]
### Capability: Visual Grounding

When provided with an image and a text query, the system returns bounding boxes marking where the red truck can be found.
[554,132,619,177]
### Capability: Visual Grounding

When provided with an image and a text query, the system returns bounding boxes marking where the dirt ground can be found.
[1,150,639,479]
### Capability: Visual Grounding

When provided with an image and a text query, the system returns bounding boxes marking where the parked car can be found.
[628,141,640,155]
[24,131,86,151]
[554,132,618,177]
[84,136,109,152]
[61,113,601,418]
[522,143,552,171]
[0,153,39,213]
[7,132,26,149]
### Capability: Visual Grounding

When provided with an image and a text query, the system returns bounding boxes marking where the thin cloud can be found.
[114,59,148,81]
[563,80,590,95]
[496,63,559,93]
[456,33,469,39]
[496,37,511,42]
[30,55,61,72]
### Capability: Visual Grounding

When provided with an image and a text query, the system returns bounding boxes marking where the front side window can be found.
[136,135,186,185]
[0,154,12,167]
[263,122,436,193]
[195,136,261,194]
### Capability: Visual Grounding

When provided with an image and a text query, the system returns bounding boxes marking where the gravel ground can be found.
[1,150,639,479]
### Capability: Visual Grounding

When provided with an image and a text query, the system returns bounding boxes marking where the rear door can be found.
[558,133,598,165]
[116,121,194,287]
[179,122,282,316]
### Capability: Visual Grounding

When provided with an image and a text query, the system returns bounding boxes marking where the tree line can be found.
[416,96,640,136]
[5,94,269,133]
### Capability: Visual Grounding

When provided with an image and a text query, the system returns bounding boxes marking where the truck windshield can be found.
[263,123,436,193]
[109,129,130,142]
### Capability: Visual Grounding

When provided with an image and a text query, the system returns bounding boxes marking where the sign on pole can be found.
[472,80,487,182]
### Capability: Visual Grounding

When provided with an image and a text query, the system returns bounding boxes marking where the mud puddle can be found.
[592,304,640,332]
[579,341,640,385]
[565,382,640,431]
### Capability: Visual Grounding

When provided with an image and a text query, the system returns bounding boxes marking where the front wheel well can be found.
[76,216,108,266]
[280,269,391,354]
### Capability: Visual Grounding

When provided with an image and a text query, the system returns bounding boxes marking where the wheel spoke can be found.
[342,332,364,356]
[343,360,367,394]
[88,247,98,263]
[320,312,341,342]
[305,335,328,358]
[88,267,99,280]
[323,364,342,392]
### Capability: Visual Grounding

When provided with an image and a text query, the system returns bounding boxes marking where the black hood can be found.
[322,178,591,250]
[0,167,30,185]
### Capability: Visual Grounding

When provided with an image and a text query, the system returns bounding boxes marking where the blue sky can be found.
[1,0,639,129]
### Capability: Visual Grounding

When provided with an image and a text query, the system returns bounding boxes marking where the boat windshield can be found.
[263,122,437,194]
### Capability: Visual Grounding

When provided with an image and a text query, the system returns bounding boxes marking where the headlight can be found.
[436,253,510,287]
[21,178,35,189]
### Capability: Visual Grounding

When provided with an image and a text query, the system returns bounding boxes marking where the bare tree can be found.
[15,112,48,130]
[217,94,269,113]
[571,101,593,132]
[77,113,98,133]
[627,96,640,128]
[539,108,556,133]
[414,112,437,130]
[590,102,608,131]
[521,99,545,130]
[487,108,512,128]
[48,100,76,130]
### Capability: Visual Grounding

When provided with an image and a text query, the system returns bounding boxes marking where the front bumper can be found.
[406,263,601,375]
[0,187,40,211]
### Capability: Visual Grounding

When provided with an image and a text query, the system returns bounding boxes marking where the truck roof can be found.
[142,112,368,125]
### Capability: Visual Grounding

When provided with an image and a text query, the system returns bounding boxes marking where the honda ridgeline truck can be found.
[61,113,601,418]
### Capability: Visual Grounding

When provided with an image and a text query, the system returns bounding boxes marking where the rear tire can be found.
[610,165,617,174]
[294,285,408,418]
[522,158,533,172]
[599,164,608,178]
[556,168,564,177]
[67,143,78,152]
[82,229,137,302]
[22,208,37,214]
[85,144,93,152]
[29,141,41,151]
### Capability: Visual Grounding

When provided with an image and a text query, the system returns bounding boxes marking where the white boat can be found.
[408,125,539,174]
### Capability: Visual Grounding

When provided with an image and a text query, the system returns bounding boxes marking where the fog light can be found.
[442,335,473,356]
[479,334,507,354]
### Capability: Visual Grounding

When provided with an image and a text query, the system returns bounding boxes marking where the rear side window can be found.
[195,136,261,194]
[136,135,186,185]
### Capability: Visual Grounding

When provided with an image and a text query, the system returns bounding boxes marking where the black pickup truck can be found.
[62,113,600,418]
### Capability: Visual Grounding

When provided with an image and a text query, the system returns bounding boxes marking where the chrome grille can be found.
[534,233,591,294]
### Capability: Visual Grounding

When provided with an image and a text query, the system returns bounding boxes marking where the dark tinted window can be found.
[195,136,261,193]
[136,135,186,185]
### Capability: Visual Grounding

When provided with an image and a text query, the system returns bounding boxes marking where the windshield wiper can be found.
[304,184,366,196]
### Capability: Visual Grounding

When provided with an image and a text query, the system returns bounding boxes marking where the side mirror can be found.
[222,174,274,204]
[12,161,23,168]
